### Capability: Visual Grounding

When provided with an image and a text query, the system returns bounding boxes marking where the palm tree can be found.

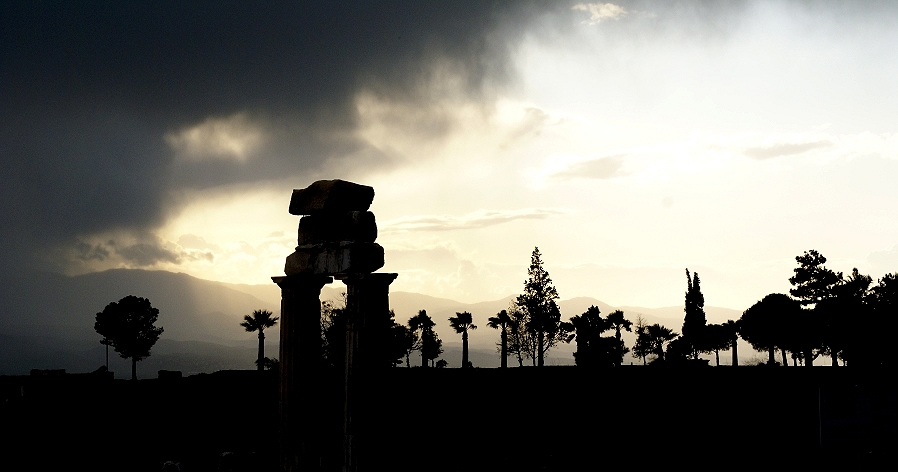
[487,310,511,368]
[605,310,632,366]
[449,311,477,368]
[241,309,279,371]
[645,324,678,362]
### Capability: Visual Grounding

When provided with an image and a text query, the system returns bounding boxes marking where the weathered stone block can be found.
[297,211,377,245]
[284,242,385,276]
[289,180,374,215]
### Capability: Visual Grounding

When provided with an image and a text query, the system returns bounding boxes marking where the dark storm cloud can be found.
[0,1,559,272]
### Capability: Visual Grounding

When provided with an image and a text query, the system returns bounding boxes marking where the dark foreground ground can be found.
[1,366,894,471]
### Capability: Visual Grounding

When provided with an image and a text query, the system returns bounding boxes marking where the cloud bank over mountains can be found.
[0,1,563,275]
[3,1,898,313]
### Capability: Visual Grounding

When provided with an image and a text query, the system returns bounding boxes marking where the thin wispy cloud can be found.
[743,140,833,160]
[381,208,565,233]
[552,155,627,180]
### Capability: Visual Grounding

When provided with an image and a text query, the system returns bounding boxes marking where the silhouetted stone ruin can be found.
[274,179,396,472]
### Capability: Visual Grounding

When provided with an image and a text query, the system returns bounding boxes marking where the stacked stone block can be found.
[284,179,385,276]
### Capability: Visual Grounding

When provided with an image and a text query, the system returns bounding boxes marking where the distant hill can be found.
[0,269,278,375]
[0,269,749,375]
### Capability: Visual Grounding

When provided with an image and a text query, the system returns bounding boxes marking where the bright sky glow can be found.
[86,2,898,311]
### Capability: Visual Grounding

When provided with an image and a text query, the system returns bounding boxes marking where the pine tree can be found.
[516,247,572,366]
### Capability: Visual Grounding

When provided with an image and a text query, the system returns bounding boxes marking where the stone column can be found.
[338,272,398,472]
[273,274,333,472]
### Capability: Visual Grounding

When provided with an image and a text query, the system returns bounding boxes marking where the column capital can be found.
[272,274,333,290]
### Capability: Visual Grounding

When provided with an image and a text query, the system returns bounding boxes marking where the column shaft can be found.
[339,273,397,472]
[274,274,333,472]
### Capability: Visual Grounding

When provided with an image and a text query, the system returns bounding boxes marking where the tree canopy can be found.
[569,306,615,367]
[516,247,572,366]
[94,295,163,380]
[409,310,442,367]
[740,293,801,365]
[789,250,842,307]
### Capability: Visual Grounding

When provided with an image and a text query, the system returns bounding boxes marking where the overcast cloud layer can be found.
[0,1,559,273]
[3,1,898,311]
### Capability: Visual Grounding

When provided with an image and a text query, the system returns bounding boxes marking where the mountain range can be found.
[0,269,747,376]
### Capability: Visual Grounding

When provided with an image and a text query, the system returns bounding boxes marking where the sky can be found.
[2,1,898,311]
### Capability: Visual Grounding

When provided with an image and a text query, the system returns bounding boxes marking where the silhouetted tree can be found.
[569,306,611,367]
[449,311,477,368]
[816,268,871,366]
[399,321,419,368]
[258,357,279,371]
[241,309,279,371]
[632,315,652,365]
[704,323,731,366]
[606,310,632,366]
[487,310,511,368]
[644,324,678,363]
[682,269,707,359]
[409,310,441,367]
[862,272,898,367]
[321,296,408,368]
[722,319,740,366]
[665,337,692,363]
[516,247,572,366]
[788,250,844,366]
[789,250,843,307]
[379,310,414,368]
[740,294,801,365]
[99,336,112,372]
[321,298,347,368]
[94,295,163,380]
[505,301,531,367]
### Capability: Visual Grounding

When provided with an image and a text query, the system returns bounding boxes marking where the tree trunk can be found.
[537,331,544,367]
[731,336,738,367]
[831,350,839,366]
[715,348,719,366]
[804,349,814,367]
[768,347,775,365]
[258,331,265,371]
[462,330,468,368]
[615,328,622,367]
[131,358,137,380]
[781,348,788,367]
[421,349,426,368]
[500,329,507,369]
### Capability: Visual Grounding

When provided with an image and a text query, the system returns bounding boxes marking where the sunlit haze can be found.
[4,2,898,311]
